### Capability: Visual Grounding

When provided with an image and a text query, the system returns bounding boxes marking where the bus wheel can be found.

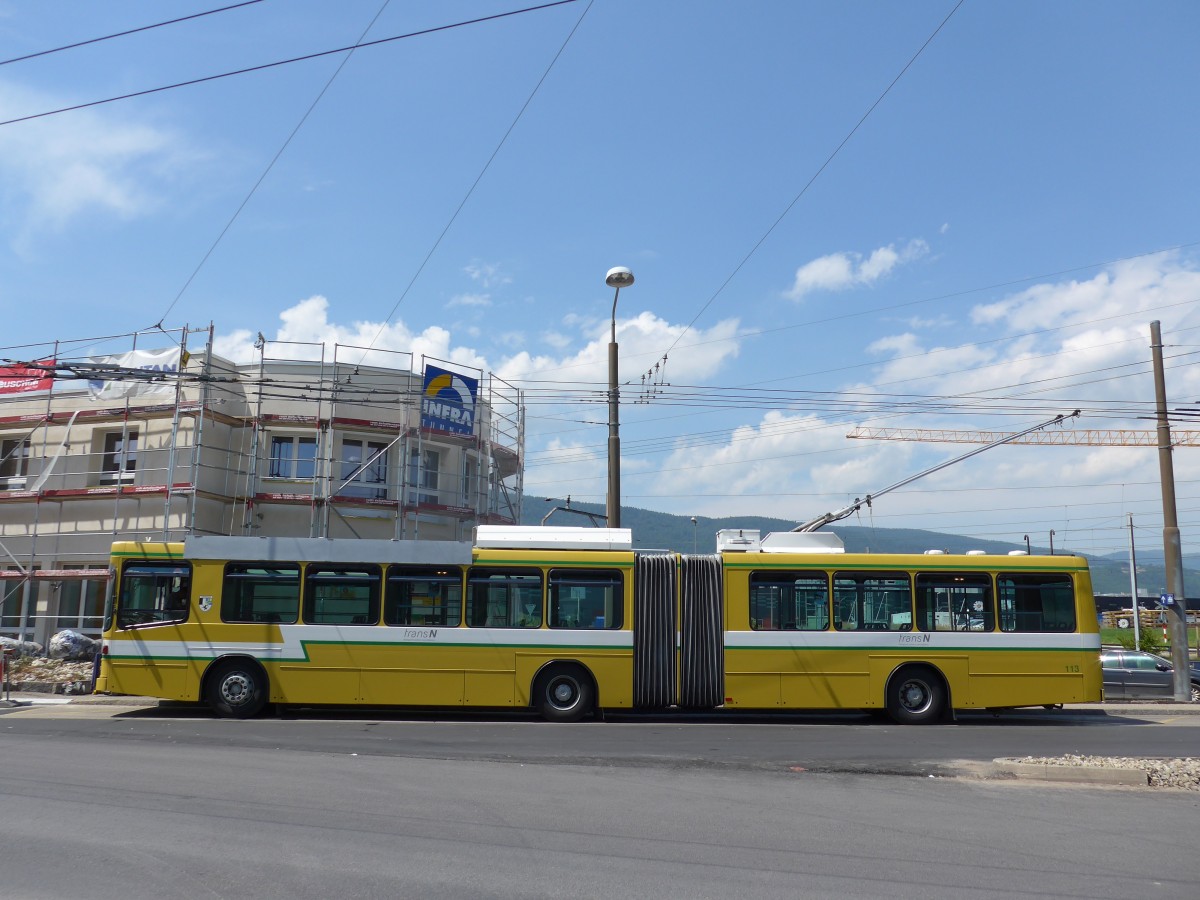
[886,666,946,725]
[207,660,267,719]
[535,665,593,723]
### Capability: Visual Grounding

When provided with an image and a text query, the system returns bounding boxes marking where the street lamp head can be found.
[605,266,634,289]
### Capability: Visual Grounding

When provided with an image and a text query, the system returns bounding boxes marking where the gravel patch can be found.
[1008,755,1200,790]
[4,658,93,683]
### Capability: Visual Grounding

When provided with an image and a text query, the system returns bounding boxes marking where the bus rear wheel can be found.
[207,660,267,719]
[534,665,593,723]
[886,666,946,725]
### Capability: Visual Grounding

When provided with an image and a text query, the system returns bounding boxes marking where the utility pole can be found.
[1150,320,1191,702]
[604,267,634,528]
[1128,514,1141,651]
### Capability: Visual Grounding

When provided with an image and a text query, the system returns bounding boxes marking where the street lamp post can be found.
[605,266,634,528]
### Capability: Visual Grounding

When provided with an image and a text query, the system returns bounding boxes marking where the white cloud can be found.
[522,438,606,499]
[494,311,741,385]
[447,292,491,308]
[0,81,197,248]
[835,254,1200,411]
[903,314,954,330]
[209,299,745,505]
[463,260,511,289]
[213,298,743,388]
[633,410,917,521]
[786,239,929,301]
[971,253,1200,334]
[212,295,489,371]
[203,253,1200,551]
[628,253,1200,537]
[494,331,525,349]
[541,331,571,350]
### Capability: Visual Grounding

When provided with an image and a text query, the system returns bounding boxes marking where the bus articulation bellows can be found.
[96,526,1103,723]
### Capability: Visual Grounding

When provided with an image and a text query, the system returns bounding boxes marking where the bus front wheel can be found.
[534,665,594,723]
[206,660,267,719]
[885,666,946,725]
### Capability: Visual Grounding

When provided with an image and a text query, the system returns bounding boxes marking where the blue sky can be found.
[2,1,1200,559]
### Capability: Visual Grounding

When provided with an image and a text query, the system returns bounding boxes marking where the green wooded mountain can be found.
[522,497,1196,598]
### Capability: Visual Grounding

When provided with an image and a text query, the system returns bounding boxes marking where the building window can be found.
[462,457,477,506]
[1,575,28,634]
[55,570,107,633]
[100,430,137,484]
[268,435,317,480]
[340,438,389,499]
[0,438,30,488]
[408,447,439,505]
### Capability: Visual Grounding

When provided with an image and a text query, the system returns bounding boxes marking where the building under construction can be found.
[0,325,524,648]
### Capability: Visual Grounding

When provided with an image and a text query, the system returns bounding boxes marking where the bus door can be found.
[107,561,193,698]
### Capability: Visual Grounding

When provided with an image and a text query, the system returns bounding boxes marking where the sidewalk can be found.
[1063,701,1200,716]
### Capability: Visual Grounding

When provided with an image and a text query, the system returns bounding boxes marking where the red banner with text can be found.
[0,360,54,395]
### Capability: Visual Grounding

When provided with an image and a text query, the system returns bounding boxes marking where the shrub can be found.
[1115,627,1169,653]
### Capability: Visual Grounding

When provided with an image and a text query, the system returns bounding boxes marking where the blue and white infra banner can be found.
[421,365,478,435]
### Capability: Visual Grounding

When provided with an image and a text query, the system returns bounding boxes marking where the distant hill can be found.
[522,497,1200,598]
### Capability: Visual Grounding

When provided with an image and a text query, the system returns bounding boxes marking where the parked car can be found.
[1100,650,1200,702]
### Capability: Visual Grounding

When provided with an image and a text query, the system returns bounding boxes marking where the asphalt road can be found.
[1,701,1197,899]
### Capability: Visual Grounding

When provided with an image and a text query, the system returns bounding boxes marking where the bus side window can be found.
[466,568,542,628]
[222,563,300,624]
[384,566,463,627]
[915,573,993,632]
[548,569,623,630]
[833,573,911,632]
[303,564,380,626]
[749,572,829,631]
[997,573,1076,633]
[116,563,192,629]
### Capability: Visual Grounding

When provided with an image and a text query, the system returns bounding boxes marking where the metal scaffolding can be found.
[0,327,524,646]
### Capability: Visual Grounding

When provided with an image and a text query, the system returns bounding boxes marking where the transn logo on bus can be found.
[899,633,931,644]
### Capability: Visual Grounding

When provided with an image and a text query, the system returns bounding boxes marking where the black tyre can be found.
[534,666,594,723]
[1190,681,1199,704]
[885,666,946,725]
[206,660,267,719]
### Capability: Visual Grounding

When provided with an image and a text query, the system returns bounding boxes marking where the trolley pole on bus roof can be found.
[794,410,1081,533]
[1150,320,1190,702]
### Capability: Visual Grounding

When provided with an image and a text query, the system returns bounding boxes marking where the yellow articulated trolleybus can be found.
[95,525,1103,723]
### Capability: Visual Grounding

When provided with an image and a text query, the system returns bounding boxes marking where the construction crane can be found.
[846,426,1200,447]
